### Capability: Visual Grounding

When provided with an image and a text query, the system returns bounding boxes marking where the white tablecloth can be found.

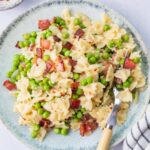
[0,0,150,150]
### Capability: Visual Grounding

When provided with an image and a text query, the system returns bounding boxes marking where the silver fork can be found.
[97,87,121,150]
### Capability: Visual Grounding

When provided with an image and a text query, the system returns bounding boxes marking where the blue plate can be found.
[0,0,150,150]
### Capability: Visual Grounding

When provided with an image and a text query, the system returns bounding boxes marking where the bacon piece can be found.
[30,44,36,51]
[56,56,65,71]
[70,100,80,109]
[80,123,86,136]
[36,48,43,58]
[40,38,51,49]
[53,35,61,42]
[39,119,51,128]
[74,29,85,38]
[124,58,136,69]
[69,59,77,71]
[38,19,50,30]
[71,82,79,91]
[63,42,73,50]
[3,80,16,91]
[45,60,55,73]
[58,26,63,31]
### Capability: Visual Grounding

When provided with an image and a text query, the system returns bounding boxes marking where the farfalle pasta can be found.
[3,9,146,140]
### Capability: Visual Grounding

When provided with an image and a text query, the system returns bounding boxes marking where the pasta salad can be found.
[3,9,146,140]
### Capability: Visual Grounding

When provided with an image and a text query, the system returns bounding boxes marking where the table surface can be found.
[0,0,150,150]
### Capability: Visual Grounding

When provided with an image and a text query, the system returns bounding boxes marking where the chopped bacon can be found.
[74,29,85,38]
[3,80,16,91]
[40,38,51,49]
[53,35,61,42]
[30,44,36,51]
[36,48,43,58]
[63,42,73,50]
[124,58,136,69]
[38,19,50,30]
[45,60,55,73]
[80,114,98,136]
[71,82,79,91]
[69,59,77,71]
[58,26,63,31]
[39,119,51,128]
[70,100,80,109]
[56,56,65,71]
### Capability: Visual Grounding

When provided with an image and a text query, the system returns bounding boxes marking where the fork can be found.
[97,87,121,150]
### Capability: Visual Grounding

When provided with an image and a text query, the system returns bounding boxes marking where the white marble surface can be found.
[0,0,150,150]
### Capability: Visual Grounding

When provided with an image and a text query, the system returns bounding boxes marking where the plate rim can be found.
[0,0,150,149]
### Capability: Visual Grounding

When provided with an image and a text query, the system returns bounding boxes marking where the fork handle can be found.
[96,126,113,150]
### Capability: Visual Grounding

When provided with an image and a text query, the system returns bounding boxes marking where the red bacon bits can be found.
[40,38,51,49]
[80,114,98,136]
[39,119,51,128]
[63,42,73,50]
[56,56,65,71]
[45,60,55,73]
[69,59,77,71]
[3,80,16,91]
[36,48,43,58]
[71,82,79,91]
[70,100,80,109]
[30,44,36,51]
[58,26,63,31]
[38,19,50,30]
[53,35,61,42]
[74,29,85,38]
[124,58,136,69]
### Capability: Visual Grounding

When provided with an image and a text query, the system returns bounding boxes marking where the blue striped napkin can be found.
[123,105,150,150]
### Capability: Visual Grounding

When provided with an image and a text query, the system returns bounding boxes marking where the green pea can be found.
[56,17,62,24]
[74,18,82,25]
[43,55,50,61]
[103,24,111,31]
[104,46,111,53]
[73,118,80,122]
[29,37,36,44]
[80,23,86,29]
[119,58,125,65]
[48,80,55,87]
[86,76,93,84]
[10,77,16,83]
[81,79,88,86]
[14,54,20,61]
[100,78,107,86]
[33,124,40,131]
[38,108,44,115]
[43,78,49,84]
[46,31,52,38]
[31,31,37,37]
[86,53,94,59]
[16,74,21,81]
[116,39,123,49]
[88,56,97,64]
[26,62,32,69]
[133,57,141,64]
[102,52,110,59]
[39,81,44,86]
[20,55,25,61]
[72,94,79,100]
[116,84,123,90]
[31,130,38,138]
[64,50,71,57]
[76,88,83,96]
[122,34,129,42]
[23,40,30,47]
[12,65,18,72]
[108,40,115,48]
[42,32,47,39]
[61,128,69,135]
[42,111,50,118]
[23,33,31,40]
[127,76,133,83]
[18,41,25,48]
[81,107,86,113]
[41,101,46,107]
[123,81,131,88]
[73,73,80,80]
[62,47,68,54]
[18,65,23,71]
[54,128,61,134]
[77,111,83,119]
[34,102,41,109]
[62,32,69,39]
[94,53,100,61]
[43,84,50,91]
[60,20,65,26]
[7,71,13,78]
[21,70,27,76]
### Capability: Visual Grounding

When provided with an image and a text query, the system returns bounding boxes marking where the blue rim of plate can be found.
[0,0,150,150]
[0,0,23,11]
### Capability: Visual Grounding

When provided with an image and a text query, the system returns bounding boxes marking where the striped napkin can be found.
[123,105,150,150]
